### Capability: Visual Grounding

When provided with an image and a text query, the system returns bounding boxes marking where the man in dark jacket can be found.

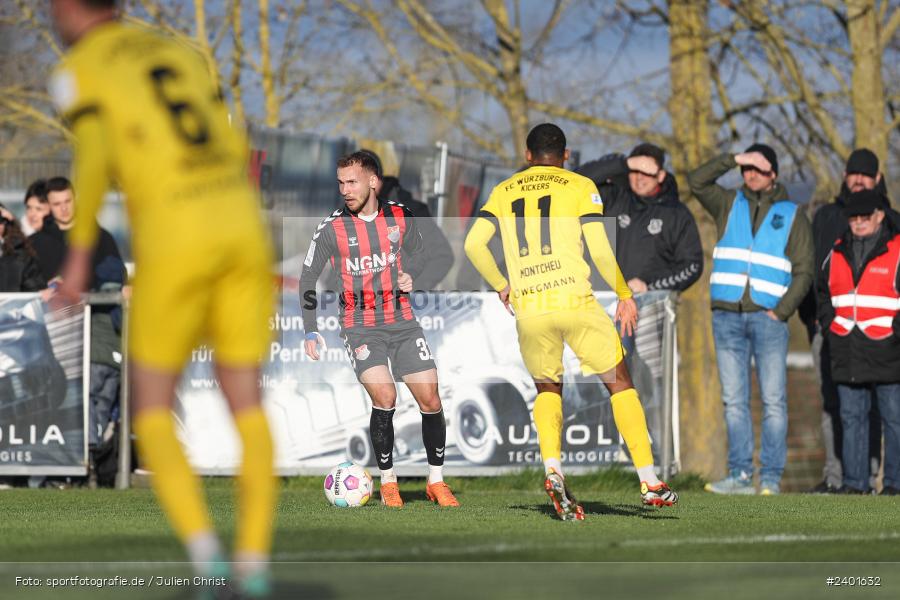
[30,176,122,287]
[28,177,126,487]
[361,150,454,291]
[817,189,900,495]
[577,144,703,294]
[689,144,814,495]
[805,149,897,493]
[578,144,704,460]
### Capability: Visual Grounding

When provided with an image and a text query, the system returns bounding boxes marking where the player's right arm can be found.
[463,193,509,293]
[299,221,337,359]
[686,152,737,221]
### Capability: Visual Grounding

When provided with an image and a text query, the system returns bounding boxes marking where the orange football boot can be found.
[426,480,460,507]
[379,482,403,507]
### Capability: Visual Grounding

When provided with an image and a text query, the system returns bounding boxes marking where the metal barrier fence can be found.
[1,289,678,485]
[0,159,73,190]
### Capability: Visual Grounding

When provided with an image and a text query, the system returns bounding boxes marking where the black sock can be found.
[370,407,395,470]
[421,409,446,466]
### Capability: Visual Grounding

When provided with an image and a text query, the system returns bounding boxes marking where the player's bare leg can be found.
[534,381,584,521]
[360,366,403,507]
[601,360,678,507]
[131,363,223,575]
[217,364,277,597]
[404,369,459,507]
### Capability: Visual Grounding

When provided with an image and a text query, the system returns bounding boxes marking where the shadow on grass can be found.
[510,502,678,521]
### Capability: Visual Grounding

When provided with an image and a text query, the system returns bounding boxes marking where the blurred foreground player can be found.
[465,124,678,520]
[49,0,277,595]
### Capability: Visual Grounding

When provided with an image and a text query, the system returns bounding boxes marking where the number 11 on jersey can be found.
[511,195,553,257]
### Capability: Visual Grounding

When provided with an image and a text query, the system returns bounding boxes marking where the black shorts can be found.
[341,322,436,381]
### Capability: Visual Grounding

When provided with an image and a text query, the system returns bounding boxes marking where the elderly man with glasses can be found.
[816,189,900,495]
[804,149,900,494]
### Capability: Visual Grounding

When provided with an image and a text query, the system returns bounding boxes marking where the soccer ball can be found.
[324,461,373,508]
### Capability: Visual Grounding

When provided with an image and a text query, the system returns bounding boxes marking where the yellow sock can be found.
[234,406,278,557]
[134,407,211,541]
[610,388,654,469]
[533,392,563,472]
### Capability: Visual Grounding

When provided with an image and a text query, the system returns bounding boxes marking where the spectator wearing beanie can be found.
[688,144,814,496]
[802,148,900,493]
[817,189,900,495]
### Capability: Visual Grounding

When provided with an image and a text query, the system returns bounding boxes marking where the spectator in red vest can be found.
[817,189,900,495]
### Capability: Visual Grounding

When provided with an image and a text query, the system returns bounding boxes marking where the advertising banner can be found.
[0,296,87,475]
[176,290,675,475]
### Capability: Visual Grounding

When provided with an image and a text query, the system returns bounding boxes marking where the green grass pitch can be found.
[1,469,898,599]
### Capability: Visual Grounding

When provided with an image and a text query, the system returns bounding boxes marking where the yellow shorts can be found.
[129,232,274,372]
[515,300,623,383]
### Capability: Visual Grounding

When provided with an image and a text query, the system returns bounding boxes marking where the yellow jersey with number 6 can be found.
[50,21,273,371]
[49,21,266,262]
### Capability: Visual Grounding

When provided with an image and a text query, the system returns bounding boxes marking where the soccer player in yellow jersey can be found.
[49,0,277,594]
[464,124,678,520]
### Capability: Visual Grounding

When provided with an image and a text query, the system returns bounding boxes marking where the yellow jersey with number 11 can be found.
[479,165,624,317]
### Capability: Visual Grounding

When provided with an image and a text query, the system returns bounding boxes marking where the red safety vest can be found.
[828,235,900,340]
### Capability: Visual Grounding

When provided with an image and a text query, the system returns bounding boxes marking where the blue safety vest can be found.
[710,190,796,309]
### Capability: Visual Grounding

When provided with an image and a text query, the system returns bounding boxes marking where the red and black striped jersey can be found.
[300,200,425,333]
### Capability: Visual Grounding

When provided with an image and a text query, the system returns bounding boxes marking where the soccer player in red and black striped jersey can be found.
[300,151,459,508]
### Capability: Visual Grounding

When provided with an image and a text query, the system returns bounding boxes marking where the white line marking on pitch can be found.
[272,531,900,561]
[1,532,896,570]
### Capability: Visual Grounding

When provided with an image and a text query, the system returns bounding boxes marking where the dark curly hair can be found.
[0,205,36,258]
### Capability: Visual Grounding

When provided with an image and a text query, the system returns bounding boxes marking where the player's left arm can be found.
[579,180,636,335]
[578,181,631,300]
[399,206,425,282]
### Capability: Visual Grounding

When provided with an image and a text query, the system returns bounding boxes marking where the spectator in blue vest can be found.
[688,144,814,495]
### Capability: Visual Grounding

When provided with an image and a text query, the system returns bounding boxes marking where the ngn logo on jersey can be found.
[345,252,396,276]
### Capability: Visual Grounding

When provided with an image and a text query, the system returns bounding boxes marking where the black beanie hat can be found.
[744,143,778,175]
[845,148,879,178]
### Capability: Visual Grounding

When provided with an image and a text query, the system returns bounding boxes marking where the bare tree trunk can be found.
[668,0,725,479]
[259,0,279,127]
[484,0,528,163]
[192,0,220,83]
[846,0,890,193]
[194,0,207,47]
[229,0,245,126]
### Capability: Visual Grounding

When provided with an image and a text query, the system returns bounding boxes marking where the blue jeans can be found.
[89,363,120,448]
[712,310,789,483]
[838,383,900,491]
